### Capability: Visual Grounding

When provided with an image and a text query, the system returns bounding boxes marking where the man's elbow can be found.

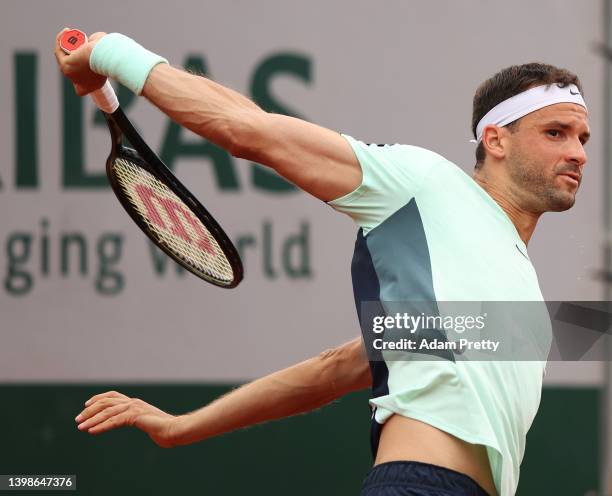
[318,339,372,396]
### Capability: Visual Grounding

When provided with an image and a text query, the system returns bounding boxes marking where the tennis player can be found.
[56,29,589,496]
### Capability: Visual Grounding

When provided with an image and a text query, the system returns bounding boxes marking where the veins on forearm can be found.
[143,65,263,151]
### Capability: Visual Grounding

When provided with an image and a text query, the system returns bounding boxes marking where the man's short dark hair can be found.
[472,63,583,167]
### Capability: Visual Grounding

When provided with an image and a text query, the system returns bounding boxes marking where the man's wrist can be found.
[89,33,168,95]
[169,412,211,446]
[167,414,187,446]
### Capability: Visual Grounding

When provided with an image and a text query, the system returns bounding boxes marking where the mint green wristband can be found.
[90,33,168,95]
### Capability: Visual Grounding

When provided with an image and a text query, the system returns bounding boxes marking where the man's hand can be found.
[54,28,107,96]
[75,390,179,448]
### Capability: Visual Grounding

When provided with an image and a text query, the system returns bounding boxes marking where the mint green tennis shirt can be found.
[329,135,551,496]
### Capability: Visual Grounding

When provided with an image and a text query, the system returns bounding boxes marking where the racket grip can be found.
[90,80,119,114]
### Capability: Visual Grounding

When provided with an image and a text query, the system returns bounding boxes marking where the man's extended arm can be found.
[141,64,361,202]
[74,337,371,447]
[54,31,362,202]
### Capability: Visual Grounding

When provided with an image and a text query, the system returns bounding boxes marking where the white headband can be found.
[473,83,587,143]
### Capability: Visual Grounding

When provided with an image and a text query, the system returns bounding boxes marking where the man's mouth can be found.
[558,172,581,186]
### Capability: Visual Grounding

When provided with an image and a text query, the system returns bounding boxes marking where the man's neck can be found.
[472,171,541,246]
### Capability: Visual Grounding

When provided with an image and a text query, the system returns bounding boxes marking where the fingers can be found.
[75,391,133,432]
[77,401,130,432]
[85,390,129,407]
[77,397,122,421]
[87,413,131,435]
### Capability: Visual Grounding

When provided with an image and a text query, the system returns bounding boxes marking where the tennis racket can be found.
[60,29,243,288]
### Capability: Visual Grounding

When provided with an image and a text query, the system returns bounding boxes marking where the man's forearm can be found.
[142,63,262,156]
[171,337,371,446]
[140,62,361,201]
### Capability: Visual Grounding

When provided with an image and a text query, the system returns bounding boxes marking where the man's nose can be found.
[567,138,587,168]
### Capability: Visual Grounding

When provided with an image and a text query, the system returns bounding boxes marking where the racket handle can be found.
[59,28,119,114]
[91,80,119,114]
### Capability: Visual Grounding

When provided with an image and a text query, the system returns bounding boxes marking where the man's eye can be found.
[547,129,560,137]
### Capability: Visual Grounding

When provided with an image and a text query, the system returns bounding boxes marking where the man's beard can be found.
[507,151,576,212]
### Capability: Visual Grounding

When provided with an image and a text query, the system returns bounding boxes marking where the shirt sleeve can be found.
[327,134,444,233]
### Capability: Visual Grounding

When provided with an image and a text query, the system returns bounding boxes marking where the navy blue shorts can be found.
[360,461,490,496]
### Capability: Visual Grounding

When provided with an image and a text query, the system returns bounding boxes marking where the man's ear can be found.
[482,125,507,160]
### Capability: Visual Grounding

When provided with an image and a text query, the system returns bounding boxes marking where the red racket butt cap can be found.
[59,29,87,54]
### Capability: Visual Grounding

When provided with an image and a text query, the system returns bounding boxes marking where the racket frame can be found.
[104,109,244,288]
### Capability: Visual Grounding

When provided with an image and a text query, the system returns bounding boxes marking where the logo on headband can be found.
[558,83,581,96]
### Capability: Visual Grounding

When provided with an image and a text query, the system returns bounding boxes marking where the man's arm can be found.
[54,31,362,202]
[74,337,371,447]
[142,64,361,202]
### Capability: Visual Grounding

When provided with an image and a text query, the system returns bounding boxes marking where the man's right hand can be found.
[54,28,107,96]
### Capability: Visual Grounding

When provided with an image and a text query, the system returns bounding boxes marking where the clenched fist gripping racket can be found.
[60,29,243,288]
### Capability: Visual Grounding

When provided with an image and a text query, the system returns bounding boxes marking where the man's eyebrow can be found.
[540,120,591,140]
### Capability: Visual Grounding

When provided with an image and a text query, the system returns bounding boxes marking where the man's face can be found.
[503,102,590,213]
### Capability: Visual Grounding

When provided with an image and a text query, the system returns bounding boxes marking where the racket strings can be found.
[112,157,234,283]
